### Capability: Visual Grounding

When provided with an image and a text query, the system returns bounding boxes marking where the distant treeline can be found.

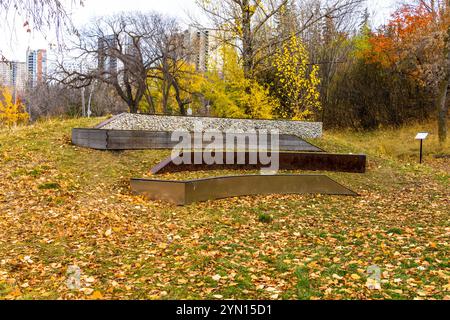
[1,1,448,143]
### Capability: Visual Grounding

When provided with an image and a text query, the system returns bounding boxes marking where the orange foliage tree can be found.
[365,3,436,68]
[363,1,449,143]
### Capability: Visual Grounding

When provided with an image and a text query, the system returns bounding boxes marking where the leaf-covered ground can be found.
[0,117,448,300]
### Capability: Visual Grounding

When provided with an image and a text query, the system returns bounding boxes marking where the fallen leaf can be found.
[351,274,361,280]
[89,290,104,300]
[212,274,221,281]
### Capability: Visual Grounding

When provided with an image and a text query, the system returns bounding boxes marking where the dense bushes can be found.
[324,59,434,129]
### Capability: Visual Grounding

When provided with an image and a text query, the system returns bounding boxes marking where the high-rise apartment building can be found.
[98,35,118,75]
[27,49,47,87]
[0,61,11,86]
[0,61,28,92]
[182,26,223,73]
[12,61,27,91]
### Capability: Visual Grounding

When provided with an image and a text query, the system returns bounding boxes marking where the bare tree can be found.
[24,81,127,119]
[153,26,201,115]
[0,0,81,30]
[54,12,180,113]
[195,0,288,78]
[0,0,82,60]
[304,2,364,122]
[195,0,363,78]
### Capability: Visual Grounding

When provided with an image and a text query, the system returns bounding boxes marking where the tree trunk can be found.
[162,81,171,114]
[437,25,450,144]
[172,79,188,115]
[81,87,86,117]
[242,0,254,79]
[129,101,139,114]
[437,78,449,143]
[87,84,95,117]
[145,89,156,114]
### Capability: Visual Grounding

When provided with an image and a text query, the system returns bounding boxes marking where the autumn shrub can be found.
[323,23,434,130]
[271,34,321,120]
[203,45,277,119]
[0,87,29,127]
[202,73,278,119]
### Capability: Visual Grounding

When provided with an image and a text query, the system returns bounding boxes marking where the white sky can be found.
[0,0,398,62]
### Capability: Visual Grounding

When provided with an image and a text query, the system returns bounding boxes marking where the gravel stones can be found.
[99,113,323,138]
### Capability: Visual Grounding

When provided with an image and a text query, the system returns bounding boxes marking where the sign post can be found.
[415,132,429,164]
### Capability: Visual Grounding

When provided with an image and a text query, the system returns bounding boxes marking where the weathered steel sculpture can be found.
[131,175,358,205]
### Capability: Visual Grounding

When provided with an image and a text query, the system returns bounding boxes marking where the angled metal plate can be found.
[131,179,186,205]
[71,129,323,152]
[131,175,358,206]
[151,152,367,175]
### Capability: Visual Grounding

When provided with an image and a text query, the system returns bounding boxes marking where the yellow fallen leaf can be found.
[6,288,22,298]
[89,290,104,300]
[417,291,428,297]
[351,274,361,280]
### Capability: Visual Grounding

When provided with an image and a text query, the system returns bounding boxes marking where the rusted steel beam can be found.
[150,152,367,175]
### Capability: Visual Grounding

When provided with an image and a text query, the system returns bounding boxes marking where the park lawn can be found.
[0,117,448,300]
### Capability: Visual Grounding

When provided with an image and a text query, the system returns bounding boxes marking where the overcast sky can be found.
[0,0,399,62]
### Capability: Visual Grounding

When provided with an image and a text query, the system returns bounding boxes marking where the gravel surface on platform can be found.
[100,113,323,138]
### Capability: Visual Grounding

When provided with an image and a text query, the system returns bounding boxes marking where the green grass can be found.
[258,213,274,224]
[0,117,448,300]
[38,182,61,190]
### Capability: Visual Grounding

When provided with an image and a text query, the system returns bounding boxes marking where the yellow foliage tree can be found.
[272,34,321,120]
[139,43,277,119]
[175,62,207,114]
[204,44,277,119]
[140,62,207,115]
[201,71,245,118]
[0,87,29,127]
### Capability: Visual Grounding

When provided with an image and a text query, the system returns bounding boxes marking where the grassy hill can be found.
[0,117,448,300]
